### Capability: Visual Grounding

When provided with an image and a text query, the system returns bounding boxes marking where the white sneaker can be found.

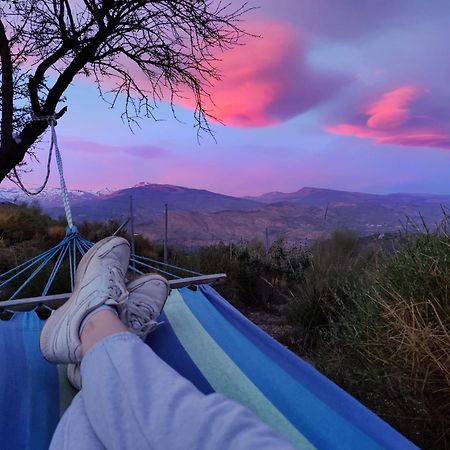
[122,273,170,340]
[66,273,170,389]
[67,363,82,390]
[40,236,130,364]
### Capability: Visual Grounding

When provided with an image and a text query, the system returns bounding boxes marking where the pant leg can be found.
[80,332,296,450]
[50,392,105,450]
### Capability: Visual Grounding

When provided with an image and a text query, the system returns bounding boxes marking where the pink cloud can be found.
[115,20,345,128]
[366,86,420,129]
[328,86,450,149]
[75,19,346,128]
[180,21,346,128]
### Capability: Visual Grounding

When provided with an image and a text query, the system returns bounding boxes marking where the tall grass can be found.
[283,222,450,448]
[367,223,450,446]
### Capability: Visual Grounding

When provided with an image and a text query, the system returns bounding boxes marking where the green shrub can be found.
[284,230,378,348]
[365,227,450,446]
[284,224,450,448]
[171,238,309,311]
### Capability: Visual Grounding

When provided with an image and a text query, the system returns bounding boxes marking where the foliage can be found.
[366,224,450,446]
[0,204,129,299]
[172,237,309,311]
[282,224,450,448]
[284,230,379,347]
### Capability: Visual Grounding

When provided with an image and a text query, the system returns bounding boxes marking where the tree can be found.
[0,0,250,185]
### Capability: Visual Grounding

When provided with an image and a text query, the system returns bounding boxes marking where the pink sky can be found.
[5,0,450,196]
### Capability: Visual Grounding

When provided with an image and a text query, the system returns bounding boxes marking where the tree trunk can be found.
[0,120,48,183]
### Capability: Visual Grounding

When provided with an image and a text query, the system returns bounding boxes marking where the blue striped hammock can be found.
[0,285,416,450]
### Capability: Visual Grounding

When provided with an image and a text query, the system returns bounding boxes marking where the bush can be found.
[171,238,309,311]
[284,230,378,348]
[366,226,450,446]
[284,224,450,448]
[0,205,157,300]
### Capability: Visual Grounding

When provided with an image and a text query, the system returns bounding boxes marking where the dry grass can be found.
[376,294,450,397]
[283,222,450,448]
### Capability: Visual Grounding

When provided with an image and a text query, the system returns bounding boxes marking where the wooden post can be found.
[129,195,136,270]
[265,227,269,258]
[164,203,168,264]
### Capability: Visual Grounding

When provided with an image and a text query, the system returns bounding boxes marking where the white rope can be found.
[12,116,54,195]
[14,114,75,231]
[50,120,74,231]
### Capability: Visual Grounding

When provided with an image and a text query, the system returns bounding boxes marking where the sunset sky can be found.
[8,0,450,196]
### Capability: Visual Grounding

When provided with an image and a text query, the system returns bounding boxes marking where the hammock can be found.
[0,286,417,450]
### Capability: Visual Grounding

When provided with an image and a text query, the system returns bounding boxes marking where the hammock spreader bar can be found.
[0,274,227,312]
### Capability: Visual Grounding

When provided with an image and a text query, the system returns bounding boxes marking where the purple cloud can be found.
[60,138,168,158]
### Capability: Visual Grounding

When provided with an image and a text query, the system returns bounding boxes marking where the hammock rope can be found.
[12,114,75,231]
[50,117,75,232]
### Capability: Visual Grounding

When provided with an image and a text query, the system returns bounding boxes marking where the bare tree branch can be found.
[0,0,253,186]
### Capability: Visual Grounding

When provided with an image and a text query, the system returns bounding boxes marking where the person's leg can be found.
[80,309,128,354]
[78,311,295,450]
[49,310,127,450]
[49,393,105,450]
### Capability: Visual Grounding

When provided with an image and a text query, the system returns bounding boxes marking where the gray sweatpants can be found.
[50,332,295,449]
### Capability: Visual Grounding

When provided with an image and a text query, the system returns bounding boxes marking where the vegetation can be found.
[1,203,449,448]
[173,221,450,448]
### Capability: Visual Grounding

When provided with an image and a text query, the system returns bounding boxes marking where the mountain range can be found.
[1,183,449,246]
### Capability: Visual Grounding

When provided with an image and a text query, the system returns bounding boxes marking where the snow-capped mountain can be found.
[0,186,114,208]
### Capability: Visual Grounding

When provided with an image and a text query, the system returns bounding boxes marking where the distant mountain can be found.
[1,183,449,246]
[0,186,110,208]
[0,183,261,218]
[136,199,450,246]
[62,183,262,222]
[246,187,450,207]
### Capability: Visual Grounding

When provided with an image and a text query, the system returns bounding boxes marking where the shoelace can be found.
[122,295,159,339]
[104,267,129,307]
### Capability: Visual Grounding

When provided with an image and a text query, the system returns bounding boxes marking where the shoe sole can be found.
[40,236,129,363]
[127,273,170,313]
[67,363,81,390]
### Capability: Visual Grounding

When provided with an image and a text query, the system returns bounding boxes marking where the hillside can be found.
[1,183,449,245]
[247,186,450,207]
[135,200,449,246]
[47,183,262,222]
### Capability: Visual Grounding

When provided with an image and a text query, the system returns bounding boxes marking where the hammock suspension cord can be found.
[12,114,75,232]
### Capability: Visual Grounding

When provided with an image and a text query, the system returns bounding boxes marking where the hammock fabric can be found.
[0,285,417,450]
